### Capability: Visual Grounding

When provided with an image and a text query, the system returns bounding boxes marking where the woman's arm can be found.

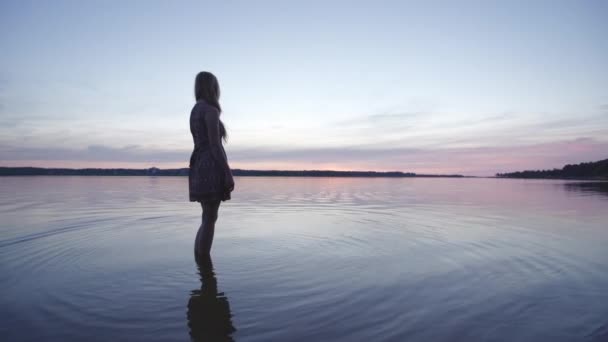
[204,106,234,189]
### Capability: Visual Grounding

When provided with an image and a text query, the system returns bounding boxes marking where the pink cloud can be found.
[2,138,607,176]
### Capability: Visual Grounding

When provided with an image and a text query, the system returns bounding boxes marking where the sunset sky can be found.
[1,0,607,176]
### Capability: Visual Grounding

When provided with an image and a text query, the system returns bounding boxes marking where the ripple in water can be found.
[1,177,608,341]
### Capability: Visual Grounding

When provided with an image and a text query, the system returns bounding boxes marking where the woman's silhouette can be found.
[187,255,236,341]
[189,71,234,256]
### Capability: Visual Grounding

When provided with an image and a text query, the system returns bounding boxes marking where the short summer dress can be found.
[189,101,232,203]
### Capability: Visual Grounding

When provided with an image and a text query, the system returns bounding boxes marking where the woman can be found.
[189,71,234,256]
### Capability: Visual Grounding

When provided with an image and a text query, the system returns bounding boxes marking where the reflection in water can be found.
[187,255,236,341]
[563,181,608,198]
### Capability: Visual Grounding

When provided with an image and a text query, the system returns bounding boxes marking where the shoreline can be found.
[0,167,466,178]
[1,167,607,180]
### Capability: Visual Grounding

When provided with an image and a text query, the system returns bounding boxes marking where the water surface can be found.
[1,176,607,341]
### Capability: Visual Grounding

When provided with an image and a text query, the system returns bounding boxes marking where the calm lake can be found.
[1,176,607,341]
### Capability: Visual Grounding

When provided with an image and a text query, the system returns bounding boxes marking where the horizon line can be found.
[0,166,469,177]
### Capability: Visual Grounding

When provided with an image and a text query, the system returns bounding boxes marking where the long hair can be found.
[195,71,227,141]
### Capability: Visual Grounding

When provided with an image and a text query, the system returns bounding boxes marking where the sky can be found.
[1,0,607,176]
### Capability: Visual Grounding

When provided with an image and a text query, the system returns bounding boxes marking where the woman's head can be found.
[194,71,227,141]
[195,71,221,111]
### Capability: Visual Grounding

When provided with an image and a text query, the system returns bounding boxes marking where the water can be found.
[1,176,607,342]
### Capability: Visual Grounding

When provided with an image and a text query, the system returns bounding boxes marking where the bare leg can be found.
[195,200,221,256]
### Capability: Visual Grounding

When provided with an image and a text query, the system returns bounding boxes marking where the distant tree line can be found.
[0,167,464,178]
[496,158,608,179]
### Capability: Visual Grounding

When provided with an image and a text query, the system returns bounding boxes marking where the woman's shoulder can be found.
[193,100,219,114]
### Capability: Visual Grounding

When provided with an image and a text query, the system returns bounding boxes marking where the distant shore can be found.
[3,158,607,179]
[496,158,607,180]
[0,167,467,178]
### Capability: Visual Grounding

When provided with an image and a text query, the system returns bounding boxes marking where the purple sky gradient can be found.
[1,1,607,175]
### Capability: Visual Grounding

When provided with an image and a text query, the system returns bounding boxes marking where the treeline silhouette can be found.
[496,158,608,179]
[0,167,464,178]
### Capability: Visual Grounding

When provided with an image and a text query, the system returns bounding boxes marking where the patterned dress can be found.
[189,101,231,203]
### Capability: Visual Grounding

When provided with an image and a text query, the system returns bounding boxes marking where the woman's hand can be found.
[221,171,234,201]
[225,171,235,192]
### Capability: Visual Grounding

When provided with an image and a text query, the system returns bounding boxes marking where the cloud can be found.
[2,138,607,176]
[326,108,608,150]
[1,100,607,175]
[228,138,608,175]
[0,144,189,163]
